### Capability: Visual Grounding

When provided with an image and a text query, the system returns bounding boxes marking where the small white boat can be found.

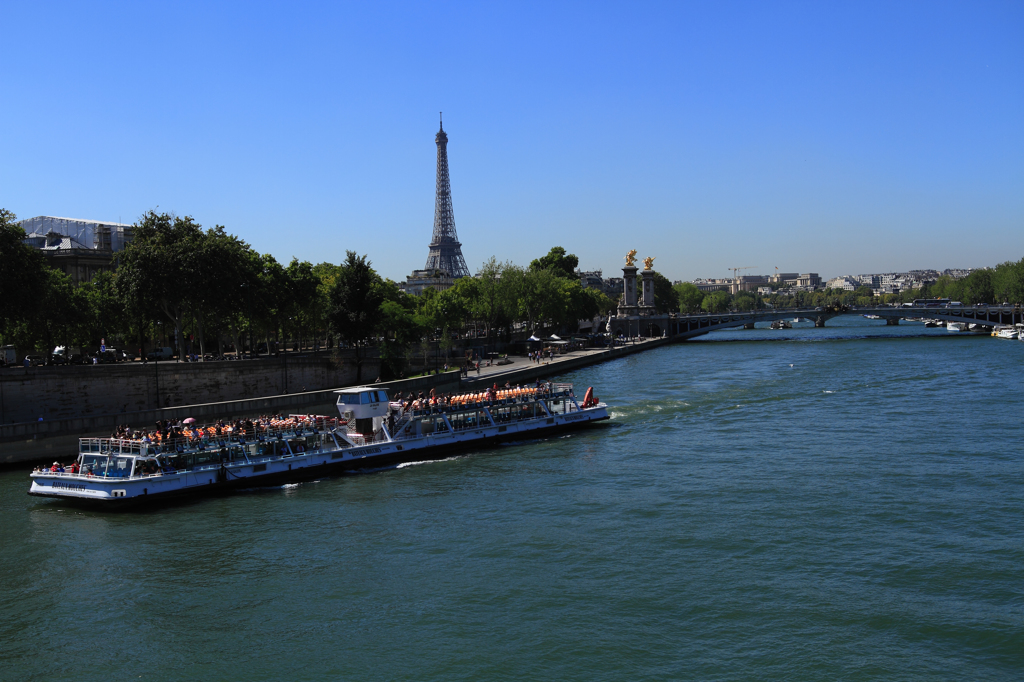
[946,322,966,332]
[995,327,1018,340]
[771,320,792,329]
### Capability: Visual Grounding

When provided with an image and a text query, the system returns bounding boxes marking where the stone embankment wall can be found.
[0,351,380,425]
[0,369,458,466]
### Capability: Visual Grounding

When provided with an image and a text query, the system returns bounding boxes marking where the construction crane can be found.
[728,266,757,280]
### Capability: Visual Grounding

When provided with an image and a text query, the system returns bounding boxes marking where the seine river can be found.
[2,318,1021,680]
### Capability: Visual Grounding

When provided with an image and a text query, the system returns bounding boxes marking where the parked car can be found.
[24,354,46,367]
[51,346,82,365]
[145,347,175,361]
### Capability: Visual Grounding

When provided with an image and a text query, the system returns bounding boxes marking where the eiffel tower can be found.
[423,114,470,279]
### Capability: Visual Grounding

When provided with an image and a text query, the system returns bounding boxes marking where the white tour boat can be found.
[28,383,609,507]
[946,322,967,332]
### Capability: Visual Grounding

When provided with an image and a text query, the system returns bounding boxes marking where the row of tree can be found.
[0,210,618,380]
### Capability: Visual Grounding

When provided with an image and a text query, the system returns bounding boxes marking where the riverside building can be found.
[19,216,134,284]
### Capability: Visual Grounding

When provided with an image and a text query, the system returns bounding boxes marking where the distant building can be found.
[733,275,768,295]
[692,279,731,293]
[399,269,454,297]
[577,269,624,300]
[795,273,822,289]
[826,276,858,291]
[19,215,134,284]
[769,272,799,285]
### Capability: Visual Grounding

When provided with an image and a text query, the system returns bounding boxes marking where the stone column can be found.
[640,269,655,308]
[622,266,638,307]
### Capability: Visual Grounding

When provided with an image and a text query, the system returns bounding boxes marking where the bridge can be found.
[661,305,1024,340]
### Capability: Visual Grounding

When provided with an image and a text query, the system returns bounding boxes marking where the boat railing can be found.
[80,418,344,454]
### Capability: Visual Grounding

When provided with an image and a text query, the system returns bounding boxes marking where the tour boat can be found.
[994,327,1018,340]
[28,383,609,507]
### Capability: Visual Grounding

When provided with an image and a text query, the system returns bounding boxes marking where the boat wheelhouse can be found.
[29,382,609,506]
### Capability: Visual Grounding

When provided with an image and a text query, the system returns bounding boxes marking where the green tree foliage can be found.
[652,272,679,313]
[673,282,705,313]
[993,258,1024,303]
[0,209,47,334]
[328,251,383,382]
[733,291,757,311]
[701,291,731,313]
[530,246,579,280]
[115,211,204,355]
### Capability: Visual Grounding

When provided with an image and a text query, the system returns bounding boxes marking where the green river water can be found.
[1,318,1021,680]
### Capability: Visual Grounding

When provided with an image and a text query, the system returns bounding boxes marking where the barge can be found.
[28,383,609,507]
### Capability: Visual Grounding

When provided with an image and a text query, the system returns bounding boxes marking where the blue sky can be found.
[3,1,1022,283]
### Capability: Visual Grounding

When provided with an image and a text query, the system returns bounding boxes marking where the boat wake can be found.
[396,457,461,469]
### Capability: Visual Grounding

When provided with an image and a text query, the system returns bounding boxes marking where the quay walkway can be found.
[461,337,667,389]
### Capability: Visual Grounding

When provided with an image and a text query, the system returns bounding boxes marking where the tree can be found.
[674,282,704,313]
[115,211,205,358]
[328,251,384,382]
[701,291,731,313]
[0,209,47,336]
[80,271,126,349]
[733,291,757,311]
[529,246,579,280]
[993,258,1024,304]
[652,272,678,313]
[286,258,322,351]
[961,269,994,305]
[853,286,874,299]
[473,257,514,339]
[24,268,90,354]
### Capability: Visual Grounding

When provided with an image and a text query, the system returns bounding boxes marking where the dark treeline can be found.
[0,210,615,380]
[672,263,1024,314]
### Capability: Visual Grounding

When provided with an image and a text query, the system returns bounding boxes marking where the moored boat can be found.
[947,322,966,332]
[28,382,610,507]
[770,320,792,329]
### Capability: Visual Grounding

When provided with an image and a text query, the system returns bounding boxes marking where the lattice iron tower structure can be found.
[424,115,470,279]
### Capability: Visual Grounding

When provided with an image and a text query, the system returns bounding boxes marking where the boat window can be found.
[288,439,305,453]
[337,394,360,405]
[193,450,221,467]
[80,454,109,476]
[162,453,186,471]
[360,392,371,404]
[109,456,132,477]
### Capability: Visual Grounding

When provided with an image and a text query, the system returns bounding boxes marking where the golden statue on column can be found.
[643,256,655,271]
[625,249,638,267]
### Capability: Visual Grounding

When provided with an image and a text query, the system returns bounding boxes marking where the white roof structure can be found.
[18,216,134,252]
